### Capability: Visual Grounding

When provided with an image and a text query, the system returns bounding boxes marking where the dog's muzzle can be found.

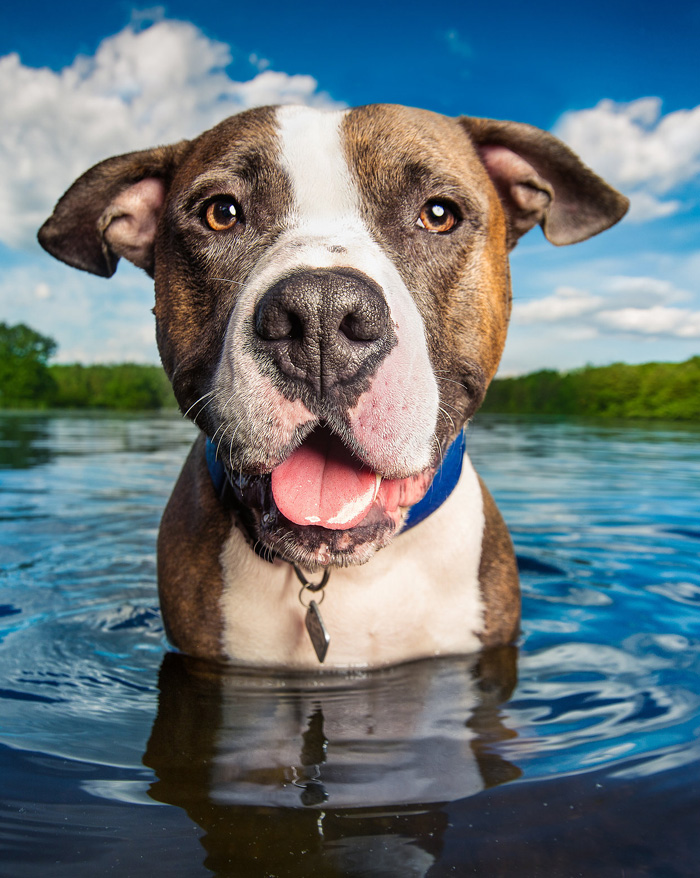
[212,266,443,568]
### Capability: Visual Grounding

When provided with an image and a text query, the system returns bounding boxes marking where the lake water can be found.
[1,412,699,877]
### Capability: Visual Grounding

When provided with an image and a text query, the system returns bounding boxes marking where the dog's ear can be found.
[460,117,629,250]
[38,141,191,278]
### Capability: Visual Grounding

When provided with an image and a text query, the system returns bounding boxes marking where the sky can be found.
[1,1,699,374]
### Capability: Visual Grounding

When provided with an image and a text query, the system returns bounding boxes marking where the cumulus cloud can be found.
[623,191,682,223]
[0,19,341,249]
[597,306,700,338]
[602,275,692,307]
[514,276,700,339]
[554,97,700,222]
[516,286,603,324]
[0,260,159,363]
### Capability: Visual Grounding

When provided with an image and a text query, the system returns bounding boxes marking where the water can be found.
[1,412,699,877]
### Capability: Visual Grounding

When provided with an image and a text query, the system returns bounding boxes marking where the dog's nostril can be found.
[338,308,382,343]
[339,314,360,342]
[284,312,304,341]
[255,302,304,342]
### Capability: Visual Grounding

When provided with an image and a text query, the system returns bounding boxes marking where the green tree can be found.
[481,358,700,421]
[51,363,177,410]
[0,322,58,408]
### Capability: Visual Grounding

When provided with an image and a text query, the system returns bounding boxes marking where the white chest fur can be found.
[218,454,486,669]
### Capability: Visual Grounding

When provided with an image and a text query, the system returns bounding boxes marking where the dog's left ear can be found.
[38,141,191,278]
[460,117,629,250]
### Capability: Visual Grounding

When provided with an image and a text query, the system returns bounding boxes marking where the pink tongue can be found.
[271,431,380,530]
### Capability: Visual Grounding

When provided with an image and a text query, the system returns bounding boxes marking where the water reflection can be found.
[0,414,54,469]
[144,648,519,876]
[0,411,198,474]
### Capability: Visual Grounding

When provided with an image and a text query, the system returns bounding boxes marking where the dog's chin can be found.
[228,471,407,570]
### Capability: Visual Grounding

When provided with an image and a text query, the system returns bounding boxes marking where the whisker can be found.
[439,399,463,417]
[432,434,445,469]
[183,389,216,420]
[194,398,215,425]
[211,392,237,453]
[197,394,222,426]
[212,277,246,287]
[216,411,238,462]
[434,373,468,390]
[227,421,242,473]
[211,419,227,446]
[215,427,228,462]
[438,405,455,431]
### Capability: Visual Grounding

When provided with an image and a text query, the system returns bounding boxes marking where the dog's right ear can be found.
[38,141,190,278]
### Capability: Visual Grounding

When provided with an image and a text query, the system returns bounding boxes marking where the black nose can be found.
[254,269,395,397]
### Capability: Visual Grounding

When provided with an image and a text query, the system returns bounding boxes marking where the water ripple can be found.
[1,413,700,876]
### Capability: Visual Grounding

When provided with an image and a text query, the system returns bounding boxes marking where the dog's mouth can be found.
[226,425,438,569]
[271,429,384,530]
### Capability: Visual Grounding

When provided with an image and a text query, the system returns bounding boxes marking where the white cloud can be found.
[625,191,682,223]
[0,19,341,250]
[602,275,692,307]
[249,53,271,72]
[516,286,603,324]
[513,276,700,339]
[597,306,700,338]
[554,97,700,222]
[0,259,158,362]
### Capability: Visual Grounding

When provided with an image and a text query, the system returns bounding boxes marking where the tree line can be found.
[1,322,176,410]
[480,357,700,420]
[1,321,699,419]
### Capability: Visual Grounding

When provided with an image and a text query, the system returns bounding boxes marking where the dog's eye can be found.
[203,197,240,231]
[417,200,458,234]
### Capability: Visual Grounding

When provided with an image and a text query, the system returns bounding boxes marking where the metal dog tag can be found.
[305,600,330,663]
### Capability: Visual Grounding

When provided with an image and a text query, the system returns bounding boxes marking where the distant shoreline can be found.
[1,362,178,412]
[480,357,700,421]
[2,357,699,421]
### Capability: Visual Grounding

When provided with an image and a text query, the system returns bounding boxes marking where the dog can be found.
[39,104,628,669]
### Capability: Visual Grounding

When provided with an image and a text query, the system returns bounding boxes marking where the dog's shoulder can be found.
[476,475,520,647]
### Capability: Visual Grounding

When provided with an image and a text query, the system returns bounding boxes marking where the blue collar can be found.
[402,429,466,530]
[206,429,465,536]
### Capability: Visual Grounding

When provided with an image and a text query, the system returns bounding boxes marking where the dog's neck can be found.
[205,430,466,549]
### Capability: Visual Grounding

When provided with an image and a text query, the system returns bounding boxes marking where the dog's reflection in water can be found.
[144,648,519,877]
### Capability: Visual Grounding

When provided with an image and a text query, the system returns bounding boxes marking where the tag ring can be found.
[294,565,330,593]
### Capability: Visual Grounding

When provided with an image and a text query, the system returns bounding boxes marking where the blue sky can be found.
[1,1,699,374]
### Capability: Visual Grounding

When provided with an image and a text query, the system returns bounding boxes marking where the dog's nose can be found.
[254,269,395,396]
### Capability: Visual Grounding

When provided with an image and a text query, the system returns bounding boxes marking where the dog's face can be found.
[39,104,628,570]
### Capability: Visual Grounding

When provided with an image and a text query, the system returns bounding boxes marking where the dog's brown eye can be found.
[418,200,458,233]
[204,198,240,231]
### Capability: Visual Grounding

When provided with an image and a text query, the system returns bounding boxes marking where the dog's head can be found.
[39,104,628,569]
